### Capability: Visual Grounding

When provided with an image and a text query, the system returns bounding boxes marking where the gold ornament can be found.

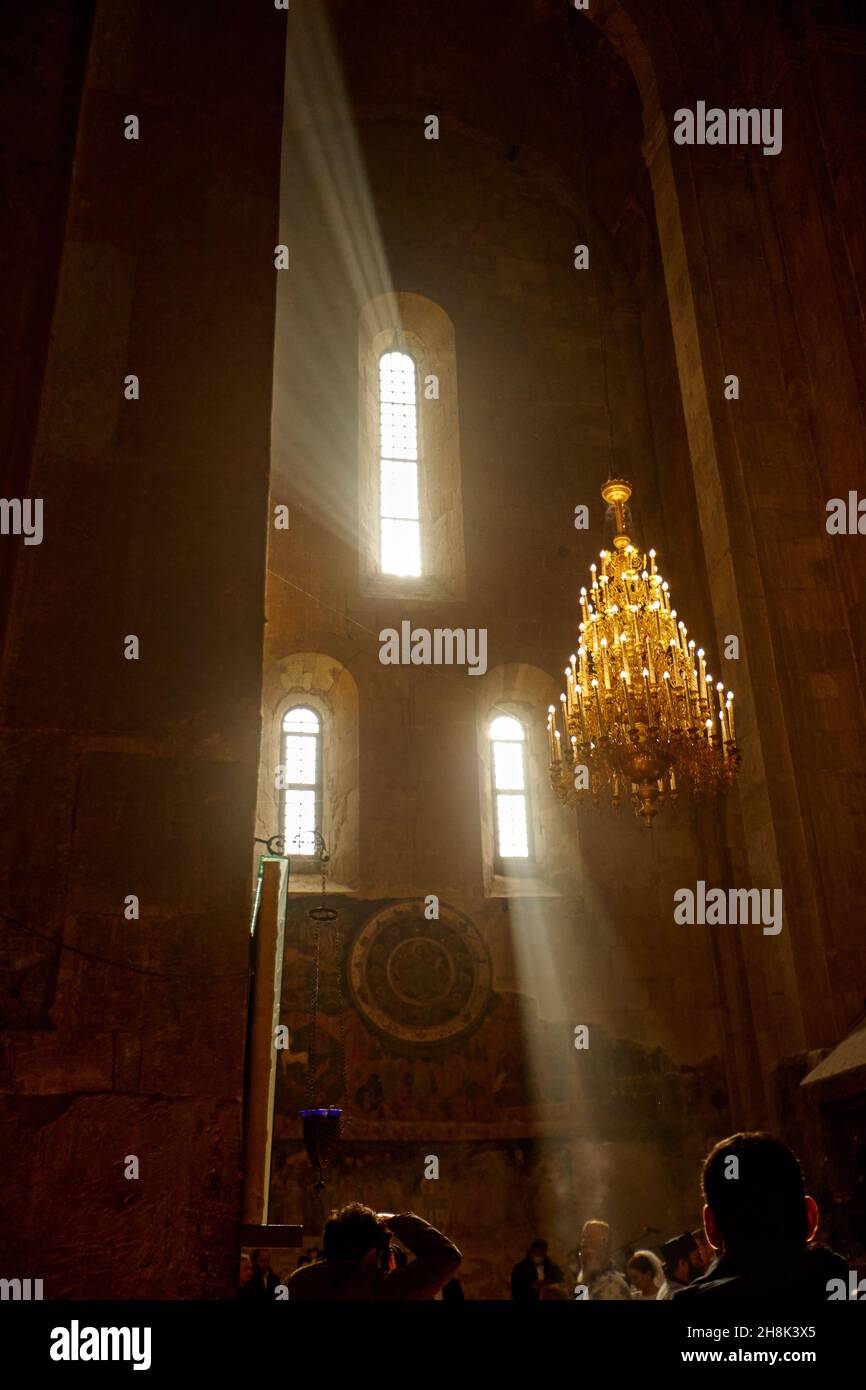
[548,480,739,826]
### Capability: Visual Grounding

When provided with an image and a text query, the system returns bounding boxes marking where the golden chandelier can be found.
[548,479,739,826]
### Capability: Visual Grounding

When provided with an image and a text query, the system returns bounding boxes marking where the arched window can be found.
[359,293,465,599]
[281,706,321,857]
[378,349,421,576]
[490,714,532,865]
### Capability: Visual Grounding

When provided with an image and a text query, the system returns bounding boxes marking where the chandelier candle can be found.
[642,668,655,727]
[621,669,634,729]
[683,673,693,723]
[662,670,675,717]
[577,689,588,742]
[668,638,680,685]
[592,677,606,735]
[548,479,740,826]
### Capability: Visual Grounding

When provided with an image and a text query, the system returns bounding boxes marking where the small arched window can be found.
[378,349,421,577]
[281,706,321,856]
[490,714,532,865]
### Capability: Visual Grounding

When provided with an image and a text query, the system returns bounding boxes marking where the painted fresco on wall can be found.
[277,897,729,1136]
[270,896,731,1296]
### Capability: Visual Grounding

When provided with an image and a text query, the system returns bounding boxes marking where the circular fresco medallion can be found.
[348,901,492,1050]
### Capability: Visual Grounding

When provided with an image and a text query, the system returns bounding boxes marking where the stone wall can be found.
[0,1,284,1299]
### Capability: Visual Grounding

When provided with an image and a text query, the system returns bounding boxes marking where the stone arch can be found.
[570,0,676,135]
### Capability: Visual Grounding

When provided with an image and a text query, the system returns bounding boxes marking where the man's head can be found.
[579,1220,611,1276]
[239,1253,253,1286]
[701,1132,819,1256]
[661,1233,697,1285]
[529,1239,547,1263]
[322,1203,390,1265]
[252,1249,271,1275]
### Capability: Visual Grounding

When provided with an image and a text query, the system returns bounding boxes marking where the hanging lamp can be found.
[548,478,740,826]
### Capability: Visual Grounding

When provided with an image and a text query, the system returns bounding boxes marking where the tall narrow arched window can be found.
[281,706,321,856]
[378,349,421,576]
[490,714,532,867]
[360,293,465,599]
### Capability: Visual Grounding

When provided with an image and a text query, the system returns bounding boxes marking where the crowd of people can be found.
[510,1226,710,1300]
[238,1132,855,1301]
[510,1133,852,1302]
[238,1246,323,1299]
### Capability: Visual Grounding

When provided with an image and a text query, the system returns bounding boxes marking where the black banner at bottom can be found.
[1,1300,862,1378]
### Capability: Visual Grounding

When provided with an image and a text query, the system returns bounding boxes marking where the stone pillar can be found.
[637,87,856,1120]
[0,0,284,1298]
[242,858,287,1226]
